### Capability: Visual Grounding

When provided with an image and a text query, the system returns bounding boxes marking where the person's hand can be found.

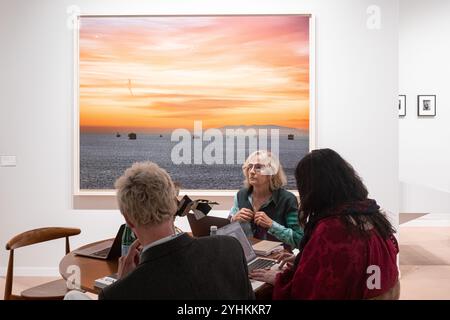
[232,208,254,222]
[117,239,141,279]
[274,252,296,270]
[254,211,273,229]
[249,268,280,285]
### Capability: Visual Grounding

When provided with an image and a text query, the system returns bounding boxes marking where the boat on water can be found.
[288,134,294,140]
[116,132,121,137]
[128,133,137,140]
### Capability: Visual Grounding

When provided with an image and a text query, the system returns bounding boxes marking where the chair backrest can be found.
[4,227,81,300]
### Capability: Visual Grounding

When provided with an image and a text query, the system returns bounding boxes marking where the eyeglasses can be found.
[246,163,266,172]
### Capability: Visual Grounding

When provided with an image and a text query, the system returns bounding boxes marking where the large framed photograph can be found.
[398,95,406,117]
[74,14,315,194]
[417,95,436,116]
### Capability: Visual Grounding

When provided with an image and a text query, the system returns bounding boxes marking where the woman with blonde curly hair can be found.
[229,150,303,249]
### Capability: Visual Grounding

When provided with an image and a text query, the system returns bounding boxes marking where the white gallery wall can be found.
[0,0,399,275]
[399,0,450,214]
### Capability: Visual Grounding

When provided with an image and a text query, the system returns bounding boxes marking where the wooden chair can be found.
[4,227,81,300]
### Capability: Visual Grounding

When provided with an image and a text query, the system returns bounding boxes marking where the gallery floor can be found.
[397,213,450,299]
[1,214,449,300]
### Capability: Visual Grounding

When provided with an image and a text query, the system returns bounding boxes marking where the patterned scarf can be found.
[293,198,381,267]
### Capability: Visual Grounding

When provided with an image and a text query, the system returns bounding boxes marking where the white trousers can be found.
[64,290,93,300]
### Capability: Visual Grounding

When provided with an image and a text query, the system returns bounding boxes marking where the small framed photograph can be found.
[418,95,436,116]
[398,95,406,117]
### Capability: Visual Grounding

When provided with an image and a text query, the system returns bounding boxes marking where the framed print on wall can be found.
[73,14,315,195]
[398,95,406,117]
[417,95,436,117]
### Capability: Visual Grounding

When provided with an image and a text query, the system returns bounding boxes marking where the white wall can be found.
[399,0,450,214]
[0,0,399,275]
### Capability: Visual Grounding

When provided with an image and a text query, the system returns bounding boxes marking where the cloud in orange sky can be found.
[79,15,310,133]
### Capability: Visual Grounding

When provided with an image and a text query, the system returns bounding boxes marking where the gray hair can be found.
[242,150,287,191]
[115,161,177,226]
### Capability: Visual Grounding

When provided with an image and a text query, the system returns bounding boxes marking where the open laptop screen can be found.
[216,222,257,263]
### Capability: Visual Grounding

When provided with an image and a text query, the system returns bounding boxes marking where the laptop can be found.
[73,224,125,260]
[216,222,279,290]
[187,213,230,237]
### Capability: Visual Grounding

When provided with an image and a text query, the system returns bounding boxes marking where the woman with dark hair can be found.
[250,148,399,299]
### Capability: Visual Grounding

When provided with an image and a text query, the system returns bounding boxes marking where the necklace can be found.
[252,194,271,211]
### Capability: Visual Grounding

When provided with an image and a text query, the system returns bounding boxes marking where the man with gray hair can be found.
[97,161,254,300]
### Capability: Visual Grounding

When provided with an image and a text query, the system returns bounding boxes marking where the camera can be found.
[176,195,218,218]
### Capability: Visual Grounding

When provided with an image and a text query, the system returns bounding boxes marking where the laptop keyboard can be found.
[248,258,276,272]
[91,247,110,257]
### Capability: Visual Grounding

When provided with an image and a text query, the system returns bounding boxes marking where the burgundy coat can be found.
[273,216,399,299]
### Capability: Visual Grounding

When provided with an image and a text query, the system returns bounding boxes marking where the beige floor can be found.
[399,226,450,299]
[0,225,449,300]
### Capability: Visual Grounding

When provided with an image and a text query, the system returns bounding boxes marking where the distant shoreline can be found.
[80,124,309,135]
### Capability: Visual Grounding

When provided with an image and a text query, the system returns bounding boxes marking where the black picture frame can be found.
[417,95,436,117]
[398,95,406,117]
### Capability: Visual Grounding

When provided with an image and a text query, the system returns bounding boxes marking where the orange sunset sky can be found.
[79,15,310,133]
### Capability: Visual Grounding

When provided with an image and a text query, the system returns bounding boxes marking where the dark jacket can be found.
[99,233,255,300]
[236,187,298,247]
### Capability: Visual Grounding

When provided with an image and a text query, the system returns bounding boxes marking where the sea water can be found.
[80,133,308,190]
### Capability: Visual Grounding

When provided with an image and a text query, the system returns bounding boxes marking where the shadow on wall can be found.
[400,181,450,214]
